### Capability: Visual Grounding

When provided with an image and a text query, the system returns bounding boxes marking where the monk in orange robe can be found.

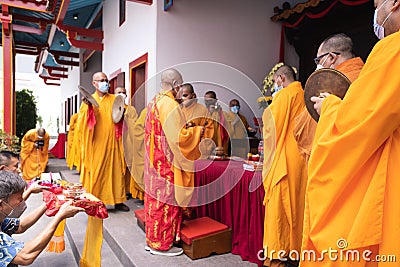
[115,86,145,201]
[66,113,79,169]
[204,91,232,155]
[293,33,364,165]
[179,83,214,160]
[302,3,400,266]
[79,72,127,266]
[144,69,204,256]
[20,128,50,181]
[129,108,147,199]
[262,64,307,266]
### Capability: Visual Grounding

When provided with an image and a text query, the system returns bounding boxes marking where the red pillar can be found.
[1,5,16,134]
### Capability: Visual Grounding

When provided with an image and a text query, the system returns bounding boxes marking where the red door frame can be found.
[129,53,148,106]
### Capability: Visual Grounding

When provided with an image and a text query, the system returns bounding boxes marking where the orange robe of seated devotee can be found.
[144,91,203,251]
[302,31,400,267]
[181,101,214,160]
[20,129,50,181]
[262,81,307,265]
[293,57,364,165]
[78,92,126,267]
[66,113,79,169]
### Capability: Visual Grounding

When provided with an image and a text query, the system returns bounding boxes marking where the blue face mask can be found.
[98,81,109,93]
[230,106,240,114]
[373,0,392,40]
[273,83,283,93]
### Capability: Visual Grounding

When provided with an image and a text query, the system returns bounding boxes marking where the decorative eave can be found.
[271,0,321,22]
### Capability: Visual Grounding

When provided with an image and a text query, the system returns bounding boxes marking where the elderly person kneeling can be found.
[0,171,84,266]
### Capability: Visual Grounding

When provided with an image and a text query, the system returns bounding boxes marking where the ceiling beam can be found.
[54,0,71,25]
[0,0,49,12]
[12,24,46,34]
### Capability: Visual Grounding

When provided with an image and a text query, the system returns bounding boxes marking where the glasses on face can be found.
[314,52,340,65]
[94,79,109,83]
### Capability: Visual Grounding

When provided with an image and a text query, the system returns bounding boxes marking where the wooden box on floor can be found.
[181,217,232,260]
[134,209,145,232]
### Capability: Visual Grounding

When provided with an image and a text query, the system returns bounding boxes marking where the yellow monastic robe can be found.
[181,102,214,160]
[226,112,250,157]
[121,104,144,200]
[79,92,126,204]
[20,129,50,181]
[79,92,126,267]
[130,108,146,199]
[302,31,400,267]
[66,113,79,169]
[293,57,364,163]
[73,111,86,173]
[262,81,306,260]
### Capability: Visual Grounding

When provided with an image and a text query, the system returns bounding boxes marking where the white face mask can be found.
[315,54,330,71]
[98,82,109,93]
[373,0,392,40]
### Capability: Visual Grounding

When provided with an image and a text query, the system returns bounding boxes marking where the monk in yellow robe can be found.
[71,111,85,173]
[129,108,147,199]
[144,69,205,256]
[115,86,144,201]
[293,33,364,165]
[204,91,232,155]
[66,113,79,169]
[20,128,50,181]
[261,64,306,267]
[302,3,400,266]
[226,99,253,158]
[79,72,127,266]
[179,83,214,160]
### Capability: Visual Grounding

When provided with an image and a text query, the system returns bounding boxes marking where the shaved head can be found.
[37,128,46,137]
[161,68,183,84]
[115,87,127,95]
[92,72,107,81]
[275,65,297,82]
[319,33,354,60]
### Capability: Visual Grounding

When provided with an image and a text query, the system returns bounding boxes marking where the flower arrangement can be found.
[257,96,273,109]
[262,62,284,95]
[0,130,20,153]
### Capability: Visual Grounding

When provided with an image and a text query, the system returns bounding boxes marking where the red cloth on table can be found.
[42,190,108,219]
[49,133,66,159]
[192,160,265,267]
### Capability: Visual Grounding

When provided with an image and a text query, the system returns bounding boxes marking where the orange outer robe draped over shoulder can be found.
[144,91,203,250]
[20,129,50,181]
[181,102,214,160]
[66,113,79,169]
[302,31,400,267]
[293,57,364,164]
[78,93,126,204]
[262,81,307,258]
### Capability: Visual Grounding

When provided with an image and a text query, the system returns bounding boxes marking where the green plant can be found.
[16,89,38,141]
